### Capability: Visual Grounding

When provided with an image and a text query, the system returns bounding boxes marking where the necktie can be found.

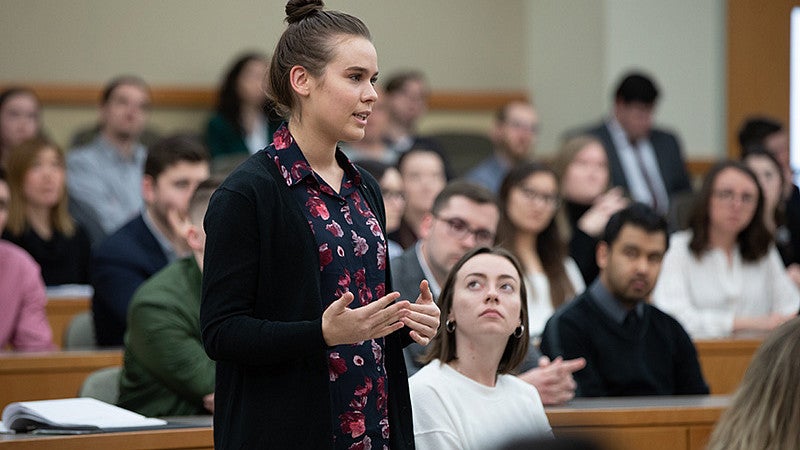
[623,309,641,334]
[631,146,660,213]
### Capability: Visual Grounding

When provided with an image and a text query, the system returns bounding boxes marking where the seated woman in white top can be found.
[409,247,552,450]
[653,161,800,338]
[496,162,585,337]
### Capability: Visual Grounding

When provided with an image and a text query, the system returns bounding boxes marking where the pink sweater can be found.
[0,240,54,351]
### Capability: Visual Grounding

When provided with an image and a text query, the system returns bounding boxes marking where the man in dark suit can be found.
[575,72,692,218]
[91,135,209,346]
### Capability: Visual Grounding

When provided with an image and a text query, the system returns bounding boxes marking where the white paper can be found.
[2,398,166,430]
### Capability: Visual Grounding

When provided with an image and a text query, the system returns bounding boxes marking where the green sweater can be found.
[117,257,214,416]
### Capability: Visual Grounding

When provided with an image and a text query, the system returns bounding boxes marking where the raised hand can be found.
[518,355,587,405]
[322,291,409,346]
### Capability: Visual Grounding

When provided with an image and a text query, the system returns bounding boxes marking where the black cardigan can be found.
[200,151,414,450]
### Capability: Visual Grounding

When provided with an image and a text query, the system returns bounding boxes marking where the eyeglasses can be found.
[712,189,757,206]
[434,215,495,245]
[517,186,560,207]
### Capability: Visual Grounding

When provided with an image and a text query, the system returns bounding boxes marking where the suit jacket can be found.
[91,214,168,346]
[583,121,692,200]
[201,152,414,450]
[392,245,429,304]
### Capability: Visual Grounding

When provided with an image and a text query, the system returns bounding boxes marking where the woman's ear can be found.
[289,65,311,97]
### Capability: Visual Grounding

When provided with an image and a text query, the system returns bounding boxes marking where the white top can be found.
[652,230,800,338]
[525,258,586,337]
[409,360,552,450]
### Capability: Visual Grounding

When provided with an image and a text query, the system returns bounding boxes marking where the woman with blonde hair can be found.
[706,316,800,450]
[3,137,90,285]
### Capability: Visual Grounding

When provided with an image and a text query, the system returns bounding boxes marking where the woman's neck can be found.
[449,338,506,387]
[26,204,53,240]
[707,227,738,261]
[288,119,342,192]
[513,232,541,273]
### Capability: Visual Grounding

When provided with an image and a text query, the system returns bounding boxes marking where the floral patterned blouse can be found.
[268,124,390,450]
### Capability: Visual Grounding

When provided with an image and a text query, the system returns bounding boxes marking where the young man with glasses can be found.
[392,180,584,405]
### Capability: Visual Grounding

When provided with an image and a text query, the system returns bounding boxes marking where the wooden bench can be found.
[694,337,763,394]
[45,296,91,349]
[0,350,122,410]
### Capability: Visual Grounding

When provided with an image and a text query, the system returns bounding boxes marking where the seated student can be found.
[0,167,54,351]
[541,203,709,397]
[3,138,91,285]
[706,316,800,450]
[551,135,628,285]
[495,162,586,337]
[390,144,447,249]
[205,52,280,166]
[91,135,210,346]
[383,70,430,156]
[0,87,42,168]
[118,178,219,417]
[356,159,406,259]
[410,247,552,450]
[652,161,800,339]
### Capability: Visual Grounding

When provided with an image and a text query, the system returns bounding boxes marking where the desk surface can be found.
[546,395,730,426]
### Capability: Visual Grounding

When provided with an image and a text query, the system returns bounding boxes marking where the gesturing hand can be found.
[322,291,409,347]
[402,280,441,346]
[518,356,586,405]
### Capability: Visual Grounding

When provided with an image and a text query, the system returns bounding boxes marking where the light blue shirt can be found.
[67,136,146,234]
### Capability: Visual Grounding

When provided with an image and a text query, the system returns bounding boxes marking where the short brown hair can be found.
[420,246,530,374]
[144,134,210,180]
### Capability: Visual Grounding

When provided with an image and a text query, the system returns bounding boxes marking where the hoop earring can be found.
[513,325,525,339]
[445,319,456,333]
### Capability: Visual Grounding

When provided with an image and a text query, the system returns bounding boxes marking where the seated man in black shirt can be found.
[540,203,708,396]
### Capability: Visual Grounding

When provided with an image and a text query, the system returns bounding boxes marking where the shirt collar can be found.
[96,135,147,164]
[269,123,362,190]
[415,241,441,298]
[589,278,643,325]
[141,208,179,262]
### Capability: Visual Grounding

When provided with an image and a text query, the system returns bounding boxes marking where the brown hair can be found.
[687,160,771,261]
[268,0,371,119]
[550,134,608,191]
[707,317,800,450]
[420,246,530,374]
[5,137,74,237]
[496,162,575,309]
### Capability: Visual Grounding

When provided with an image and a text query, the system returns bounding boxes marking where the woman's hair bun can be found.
[285,0,325,24]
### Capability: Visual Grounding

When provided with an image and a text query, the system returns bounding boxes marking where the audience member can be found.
[356,159,406,258]
[0,167,54,351]
[394,181,584,405]
[571,72,692,217]
[0,87,41,168]
[738,116,800,285]
[383,70,429,155]
[339,85,395,164]
[391,144,447,249]
[66,75,152,236]
[541,203,709,397]
[205,52,280,167]
[706,316,800,450]
[465,100,539,193]
[92,134,210,346]
[496,162,585,337]
[2,138,91,285]
[652,161,799,338]
[118,178,219,417]
[410,247,552,450]
[552,135,628,284]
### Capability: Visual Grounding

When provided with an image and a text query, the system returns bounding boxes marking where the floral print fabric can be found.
[268,124,390,450]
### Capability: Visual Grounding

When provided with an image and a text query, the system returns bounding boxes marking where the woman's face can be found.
[302,35,379,145]
[0,92,39,150]
[23,146,65,210]
[708,167,760,238]
[744,154,782,219]
[561,141,609,204]
[506,171,559,236]
[448,253,522,344]
[381,167,405,233]
[237,59,269,106]
[400,151,446,215]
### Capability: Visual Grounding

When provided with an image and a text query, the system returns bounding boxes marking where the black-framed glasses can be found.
[434,215,495,245]
[517,186,561,207]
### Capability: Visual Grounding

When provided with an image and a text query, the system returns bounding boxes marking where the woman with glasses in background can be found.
[653,161,799,338]
[495,162,585,339]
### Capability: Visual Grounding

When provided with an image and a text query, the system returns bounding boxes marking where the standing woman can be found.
[200,1,440,449]
[652,161,800,338]
[3,138,91,286]
[0,87,41,168]
[496,162,585,338]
